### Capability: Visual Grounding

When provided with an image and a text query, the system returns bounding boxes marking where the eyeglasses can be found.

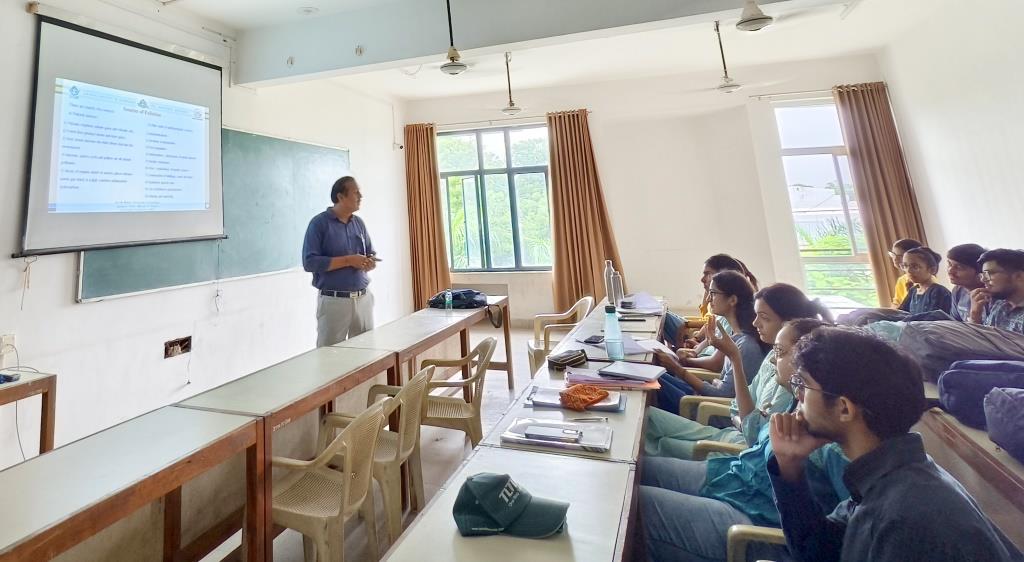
[790,373,840,399]
[708,289,726,297]
[901,263,926,272]
[981,269,1007,280]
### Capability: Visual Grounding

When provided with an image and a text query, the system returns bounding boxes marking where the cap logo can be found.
[498,479,521,506]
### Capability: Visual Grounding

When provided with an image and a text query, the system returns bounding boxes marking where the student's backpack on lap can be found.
[938,360,1024,428]
[984,387,1024,463]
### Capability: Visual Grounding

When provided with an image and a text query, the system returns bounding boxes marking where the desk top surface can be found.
[383,446,632,562]
[179,346,392,416]
[0,370,55,399]
[0,406,254,553]
[332,314,467,354]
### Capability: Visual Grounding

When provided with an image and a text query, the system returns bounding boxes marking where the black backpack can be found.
[427,289,503,328]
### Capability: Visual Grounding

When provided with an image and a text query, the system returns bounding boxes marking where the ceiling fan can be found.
[736,0,774,31]
[713,20,742,93]
[440,0,467,75]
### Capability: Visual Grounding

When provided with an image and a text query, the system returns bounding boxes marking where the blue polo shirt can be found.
[302,208,374,291]
[984,299,1024,335]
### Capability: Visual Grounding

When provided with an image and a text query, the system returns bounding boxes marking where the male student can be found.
[767,327,1021,562]
[302,176,377,346]
[970,248,1024,336]
[946,243,986,321]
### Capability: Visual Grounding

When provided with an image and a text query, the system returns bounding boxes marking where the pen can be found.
[570,417,608,422]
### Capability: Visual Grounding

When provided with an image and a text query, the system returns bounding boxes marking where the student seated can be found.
[767,326,1022,561]
[888,238,924,307]
[645,286,832,459]
[653,271,768,412]
[898,247,952,315]
[661,254,758,350]
[946,243,987,321]
[970,248,1024,335]
[639,321,847,562]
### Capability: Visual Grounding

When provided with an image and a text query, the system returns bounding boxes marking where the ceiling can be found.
[165,0,413,30]
[326,0,928,100]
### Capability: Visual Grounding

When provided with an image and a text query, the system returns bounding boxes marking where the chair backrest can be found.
[468,338,497,414]
[393,365,433,461]
[532,296,596,343]
[571,296,596,322]
[317,400,387,515]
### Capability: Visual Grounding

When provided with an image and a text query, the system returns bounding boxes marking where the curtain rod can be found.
[436,109,592,129]
[748,88,833,100]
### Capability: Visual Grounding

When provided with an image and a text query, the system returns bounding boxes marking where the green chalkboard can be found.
[78,129,350,301]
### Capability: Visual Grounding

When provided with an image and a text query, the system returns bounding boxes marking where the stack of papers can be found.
[501,418,613,453]
[566,366,662,390]
[617,292,664,316]
[599,361,666,382]
[527,387,627,412]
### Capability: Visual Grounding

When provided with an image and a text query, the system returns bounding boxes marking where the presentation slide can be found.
[50,78,210,213]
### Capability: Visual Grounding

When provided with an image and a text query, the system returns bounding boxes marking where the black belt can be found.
[320,289,367,298]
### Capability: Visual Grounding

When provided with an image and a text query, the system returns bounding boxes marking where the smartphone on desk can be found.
[524,425,582,443]
[583,335,605,345]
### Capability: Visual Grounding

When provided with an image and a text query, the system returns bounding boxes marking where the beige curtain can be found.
[547,109,624,311]
[833,82,928,307]
[404,123,451,310]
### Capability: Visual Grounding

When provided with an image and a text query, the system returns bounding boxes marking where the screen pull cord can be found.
[21,257,38,311]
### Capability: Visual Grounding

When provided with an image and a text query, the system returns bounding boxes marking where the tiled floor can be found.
[204,324,535,562]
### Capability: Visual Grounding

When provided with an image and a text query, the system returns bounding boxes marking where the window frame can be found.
[773,98,878,303]
[438,124,552,272]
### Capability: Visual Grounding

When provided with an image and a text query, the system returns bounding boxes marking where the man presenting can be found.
[303,176,377,346]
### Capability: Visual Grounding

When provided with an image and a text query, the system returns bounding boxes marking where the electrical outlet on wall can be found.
[0,334,15,367]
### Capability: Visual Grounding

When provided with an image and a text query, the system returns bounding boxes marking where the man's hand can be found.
[969,288,991,323]
[769,412,830,483]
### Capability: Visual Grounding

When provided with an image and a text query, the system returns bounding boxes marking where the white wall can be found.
[405,54,882,315]
[0,0,412,469]
[880,0,1024,254]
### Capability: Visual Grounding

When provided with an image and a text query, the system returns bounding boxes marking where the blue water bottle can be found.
[604,305,624,360]
[444,288,453,311]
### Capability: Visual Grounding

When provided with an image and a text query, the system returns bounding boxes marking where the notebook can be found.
[597,361,666,382]
[500,418,613,453]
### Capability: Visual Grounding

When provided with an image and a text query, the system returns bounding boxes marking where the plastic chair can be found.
[726,524,787,562]
[271,400,388,562]
[679,395,733,419]
[691,440,747,460]
[527,296,594,376]
[321,366,434,546]
[420,338,497,446]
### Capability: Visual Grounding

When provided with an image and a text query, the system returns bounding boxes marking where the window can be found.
[436,125,552,271]
[773,101,877,306]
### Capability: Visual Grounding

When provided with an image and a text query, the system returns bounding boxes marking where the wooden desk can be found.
[0,406,263,562]
[177,346,396,561]
[382,446,635,562]
[0,370,56,454]
[415,295,515,388]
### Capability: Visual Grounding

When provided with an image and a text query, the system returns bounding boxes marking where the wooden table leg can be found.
[460,328,471,402]
[502,304,514,389]
[163,487,182,562]
[40,379,56,453]
[261,420,275,562]
[243,419,267,562]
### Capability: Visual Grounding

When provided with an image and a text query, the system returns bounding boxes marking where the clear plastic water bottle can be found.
[444,288,453,312]
[604,304,624,360]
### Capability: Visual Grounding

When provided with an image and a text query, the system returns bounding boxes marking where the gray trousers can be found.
[316,289,375,347]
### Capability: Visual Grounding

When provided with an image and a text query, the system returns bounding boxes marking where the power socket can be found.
[0,334,15,368]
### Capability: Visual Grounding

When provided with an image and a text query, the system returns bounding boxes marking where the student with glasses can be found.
[887,238,924,308]
[639,319,847,562]
[969,248,1024,335]
[946,243,987,321]
[768,326,1021,561]
[653,271,769,412]
[645,284,832,459]
[897,247,952,315]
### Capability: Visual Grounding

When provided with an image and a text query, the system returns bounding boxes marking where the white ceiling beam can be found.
[234,0,845,85]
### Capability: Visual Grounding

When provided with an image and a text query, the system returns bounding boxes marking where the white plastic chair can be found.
[271,400,388,562]
[420,338,497,446]
[526,296,595,376]
[322,366,434,545]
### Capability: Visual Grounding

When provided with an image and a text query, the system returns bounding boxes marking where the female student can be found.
[639,319,848,562]
[652,271,768,412]
[899,247,953,315]
[662,254,759,350]
[645,284,832,459]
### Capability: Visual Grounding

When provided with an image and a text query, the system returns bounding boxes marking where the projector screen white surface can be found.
[22,19,224,255]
